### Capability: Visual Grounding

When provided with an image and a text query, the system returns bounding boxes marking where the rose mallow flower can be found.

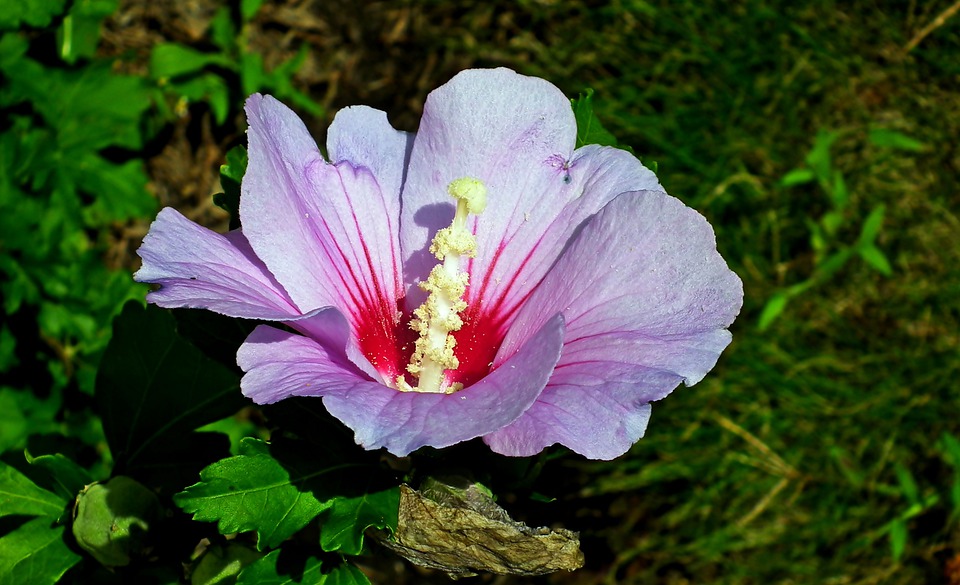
[134,68,743,460]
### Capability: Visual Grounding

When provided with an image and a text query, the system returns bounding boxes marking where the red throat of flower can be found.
[356,177,502,393]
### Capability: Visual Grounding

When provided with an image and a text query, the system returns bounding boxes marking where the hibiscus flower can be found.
[135,68,743,460]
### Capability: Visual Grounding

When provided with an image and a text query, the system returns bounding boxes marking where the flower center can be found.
[396,177,487,394]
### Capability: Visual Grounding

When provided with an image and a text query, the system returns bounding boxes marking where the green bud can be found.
[191,543,262,585]
[71,476,162,567]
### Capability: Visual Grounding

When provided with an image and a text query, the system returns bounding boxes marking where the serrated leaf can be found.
[571,89,620,149]
[174,439,338,550]
[0,516,81,585]
[869,128,925,152]
[320,487,399,555]
[758,292,788,331]
[26,453,93,503]
[0,460,65,518]
[95,302,245,472]
[780,168,815,187]
[236,550,370,585]
[858,245,893,276]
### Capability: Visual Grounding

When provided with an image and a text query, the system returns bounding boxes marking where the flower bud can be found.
[71,475,161,567]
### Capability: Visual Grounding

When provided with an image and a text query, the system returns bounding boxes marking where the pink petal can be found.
[237,314,565,457]
[399,69,659,340]
[134,207,299,319]
[241,95,405,330]
[485,190,743,459]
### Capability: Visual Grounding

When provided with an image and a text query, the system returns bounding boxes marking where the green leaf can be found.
[320,486,399,555]
[240,52,267,97]
[174,438,399,550]
[150,43,235,79]
[858,205,885,245]
[893,463,920,506]
[572,89,620,149]
[26,453,93,503]
[829,169,848,208]
[214,145,247,230]
[76,156,156,224]
[0,516,81,585]
[57,0,120,64]
[868,128,926,152]
[176,439,326,549]
[209,7,237,52]
[95,302,245,472]
[780,168,815,187]
[858,245,893,277]
[813,248,854,280]
[804,129,839,185]
[0,460,65,518]
[241,0,266,22]
[940,433,960,467]
[0,388,61,454]
[888,518,907,561]
[758,292,789,331]
[236,550,370,585]
[0,0,69,30]
[820,210,843,237]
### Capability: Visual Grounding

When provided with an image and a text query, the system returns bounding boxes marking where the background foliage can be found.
[1,0,959,584]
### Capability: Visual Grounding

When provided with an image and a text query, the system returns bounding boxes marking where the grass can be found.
[403,1,960,583]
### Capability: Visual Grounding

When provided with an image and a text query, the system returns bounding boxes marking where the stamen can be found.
[397,178,487,394]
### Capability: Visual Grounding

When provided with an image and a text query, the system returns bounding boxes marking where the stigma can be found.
[397,178,487,394]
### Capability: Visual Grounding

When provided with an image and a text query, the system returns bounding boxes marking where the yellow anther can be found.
[447,177,487,214]
[397,177,487,394]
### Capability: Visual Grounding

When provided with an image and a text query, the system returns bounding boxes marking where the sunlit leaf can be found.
[320,486,399,555]
[0,516,81,585]
[237,550,370,585]
[177,438,397,552]
[0,460,65,518]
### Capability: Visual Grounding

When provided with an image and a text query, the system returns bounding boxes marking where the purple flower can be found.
[134,68,743,460]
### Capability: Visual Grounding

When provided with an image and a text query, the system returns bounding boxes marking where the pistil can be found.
[397,178,487,394]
